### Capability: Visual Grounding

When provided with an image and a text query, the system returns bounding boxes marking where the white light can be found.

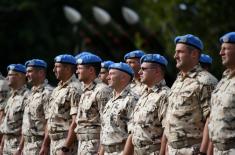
[122,7,139,25]
[179,3,187,11]
[93,6,111,25]
[63,5,82,24]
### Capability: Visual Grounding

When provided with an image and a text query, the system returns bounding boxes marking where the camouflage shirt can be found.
[165,65,217,146]
[75,78,111,134]
[132,80,169,147]
[0,85,29,135]
[22,80,53,136]
[48,75,82,134]
[208,69,235,144]
[101,85,138,145]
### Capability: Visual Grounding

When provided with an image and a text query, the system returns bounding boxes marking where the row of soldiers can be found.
[0,31,234,155]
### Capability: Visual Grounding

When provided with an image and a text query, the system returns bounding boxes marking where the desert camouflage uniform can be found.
[0,85,29,155]
[47,75,82,155]
[75,78,111,155]
[22,80,53,154]
[164,65,217,155]
[208,69,235,155]
[101,85,138,155]
[132,80,169,155]
[130,79,145,97]
[0,77,9,113]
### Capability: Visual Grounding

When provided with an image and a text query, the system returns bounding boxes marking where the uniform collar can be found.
[178,64,203,80]
[83,78,101,91]
[11,84,27,96]
[145,79,166,93]
[223,69,235,79]
[112,84,131,100]
[31,79,48,93]
[58,74,77,88]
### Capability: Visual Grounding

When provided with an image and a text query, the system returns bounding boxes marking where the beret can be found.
[140,54,168,66]
[219,32,235,43]
[7,64,26,74]
[101,60,115,69]
[76,54,102,65]
[124,50,145,60]
[25,59,47,68]
[109,62,134,78]
[54,54,77,65]
[199,54,212,64]
[174,34,203,51]
[75,51,93,59]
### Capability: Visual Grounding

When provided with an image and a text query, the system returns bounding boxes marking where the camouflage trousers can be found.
[168,143,200,155]
[50,138,77,155]
[2,135,20,155]
[104,151,123,155]
[214,147,235,155]
[22,137,44,155]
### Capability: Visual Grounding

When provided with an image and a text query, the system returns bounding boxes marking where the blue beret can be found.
[124,50,145,60]
[199,54,212,64]
[109,62,134,78]
[7,64,26,74]
[75,51,93,59]
[101,61,115,69]
[25,59,47,68]
[54,54,77,65]
[219,32,235,43]
[77,54,102,65]
[140,54,168,66]
[174,34,203,51]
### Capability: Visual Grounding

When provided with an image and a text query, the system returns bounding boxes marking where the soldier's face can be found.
[26,67,39,85]
[174,43,194,70]
[7,70,22,88]
[220,43,235,69]
[126,58,141,75]
[107,69,121,89]
[53,63,66,80]
[139,62,157,85]
[76,65,90,82]
[99,68,109,84]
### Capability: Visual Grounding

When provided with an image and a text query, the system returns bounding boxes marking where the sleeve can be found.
[97,87,112,115]
[200,84,215,120]
[127,96,138,134]
[43,91,52,120]
[157,91,169,128]
[69,87,81,115]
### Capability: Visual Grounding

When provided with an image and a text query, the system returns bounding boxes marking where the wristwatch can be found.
[61,146,69,152]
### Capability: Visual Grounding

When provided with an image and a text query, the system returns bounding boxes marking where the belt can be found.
[24,135,44,143]
[49,132,67,141]
[134,144,160,155]
[78,134,100,141]
[169,138,201,149]
[214,142,235,151]
[103,142,125,153]
[4,134,17,139]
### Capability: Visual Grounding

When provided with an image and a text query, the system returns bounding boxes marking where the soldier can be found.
[99,60,114,85]
[208,32,235,155]
[13,59,53,154]
[46,54,82,155]
[0,64,29,155]
[124,50,146,96]
[100,62,138,155]
[126,54,170,155]
[199,53,213,71]
[74,54,111,154]
[164,34,218,155]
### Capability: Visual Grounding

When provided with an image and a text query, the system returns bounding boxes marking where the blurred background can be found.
[1,0,235,86]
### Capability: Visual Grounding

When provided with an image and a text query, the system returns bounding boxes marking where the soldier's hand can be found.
[39,145,49,155]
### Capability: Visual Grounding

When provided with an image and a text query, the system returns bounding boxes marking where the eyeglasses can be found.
[140,67,156,71]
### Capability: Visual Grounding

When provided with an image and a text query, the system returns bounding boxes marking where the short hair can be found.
[84,62,101,77]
